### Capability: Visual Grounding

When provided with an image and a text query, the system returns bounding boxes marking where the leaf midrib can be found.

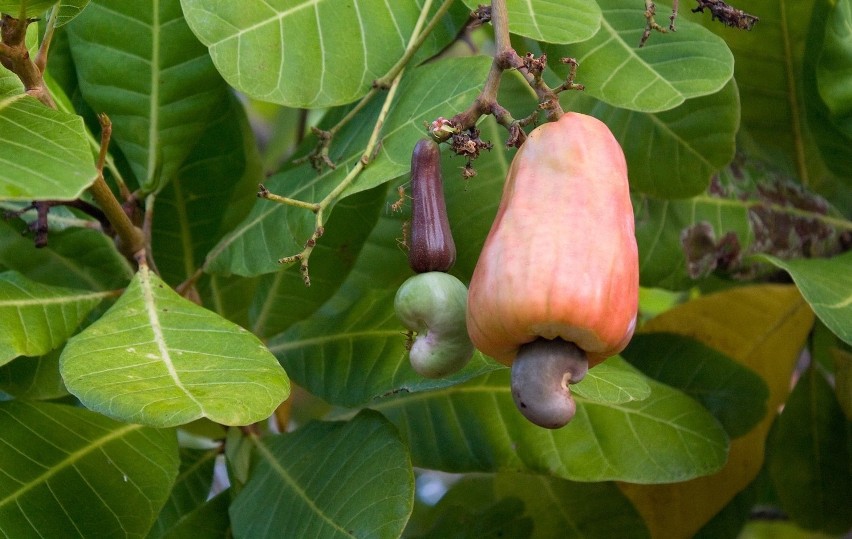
[252,436,355,537]
[138,266,205,413]
[267,329,400,353]
[369,381,725,445]
[147,0,161,187]
[0,290,111,308]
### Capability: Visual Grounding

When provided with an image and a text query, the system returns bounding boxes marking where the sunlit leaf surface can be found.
[0,95,97,201]
[181,0,467,108]
[0,271,110,366]
[374,367,728,484]
[61,266,290,427]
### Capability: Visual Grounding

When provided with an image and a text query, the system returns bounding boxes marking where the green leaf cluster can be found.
[0,0,849,537]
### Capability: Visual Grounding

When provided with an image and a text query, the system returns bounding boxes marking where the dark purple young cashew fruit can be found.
[408,139,456,273]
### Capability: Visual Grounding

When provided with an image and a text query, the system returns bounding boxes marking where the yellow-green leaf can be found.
[0,1,56,16]
[60,265,290,427]
[619,285,814,538]
[0,271,111,366]
[0,95,98,201]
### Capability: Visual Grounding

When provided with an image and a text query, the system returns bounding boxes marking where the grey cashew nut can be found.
[511,338,589,429]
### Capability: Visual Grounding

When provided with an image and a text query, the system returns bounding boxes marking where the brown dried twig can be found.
[692,0,759,30]
[640,0,758,47]
[428,1,586,169]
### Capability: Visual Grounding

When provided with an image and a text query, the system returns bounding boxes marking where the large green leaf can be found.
[698,0,851,196]
[0,218,134,290]
[0,271,111,366]
[66,0,231,192]
[147,447,219,539]
[623,332,769,438]
[0,400,179,538]
[0,94,97,200]
[181,0,466,108]
[204,55,491,276]
[545,0,733,113]
[767,366,852,534]
[461,0,601,44]
[373,366,729,484]
[152,93,261,285]
[816,0,852,138]
[758,251,852,346]
[60,265,290,427]
[230,411,414,539]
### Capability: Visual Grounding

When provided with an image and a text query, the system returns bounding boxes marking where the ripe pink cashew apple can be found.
[466,112,639,428]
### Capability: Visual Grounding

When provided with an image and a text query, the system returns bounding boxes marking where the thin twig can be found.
[0,14,55,107]
[295,0,448,171]
[282,67,407,286]
[692,0,759,30]
[640,0,668,47]
[88,115,145,260]
[264,2,440,283]
[33,6,59,73]
[433,0,584,149]
[257,184,320,212]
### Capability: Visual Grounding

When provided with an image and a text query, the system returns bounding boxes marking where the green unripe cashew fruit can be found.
[394,272,474,378]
